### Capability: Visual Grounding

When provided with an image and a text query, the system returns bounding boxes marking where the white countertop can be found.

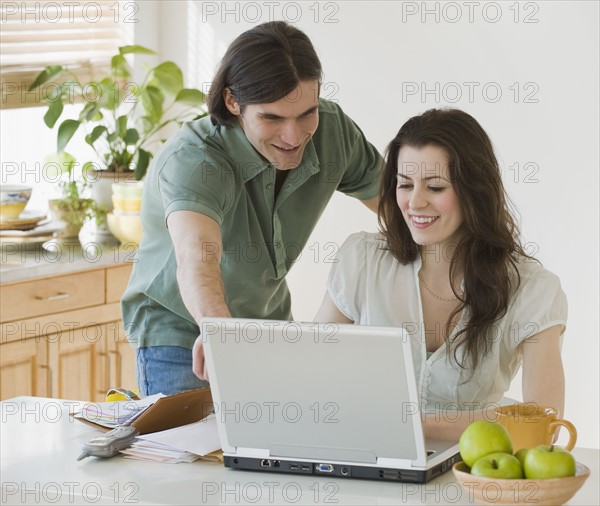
[1,397,598,505]
[0,237,136,284]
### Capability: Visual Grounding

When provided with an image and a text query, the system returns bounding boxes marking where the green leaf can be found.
[174,88,205,106]
[86,105,103,122]
[124,128,139,145]
[134,149,151,180]
[44,83,63,103]
[57,119,80,152]
[44,100,64,128]
[43,151,77,177]
[149,62,183,95]
[116,115,128,137]
[140,86,164,123]
[78,102,94,122]
[119,45,156,56]
[135,116,154,134]
[29,65,65,91]
[85,125,107,146]
[111,54,131,78]
[97,77,122,111]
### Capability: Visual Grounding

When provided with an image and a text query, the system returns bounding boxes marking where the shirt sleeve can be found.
[506,263,568,350]
[328,104,383,200]
[157,141,234,227]
[326,232,368,321]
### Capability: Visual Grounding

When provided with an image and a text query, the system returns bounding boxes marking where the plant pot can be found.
[88,170,135,236]
[49,198,93,239]
[89,170,135,211]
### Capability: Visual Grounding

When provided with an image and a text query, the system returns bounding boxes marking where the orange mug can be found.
[495,403,577,452]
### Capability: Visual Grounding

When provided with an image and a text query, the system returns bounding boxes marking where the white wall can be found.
[2,1,597,449]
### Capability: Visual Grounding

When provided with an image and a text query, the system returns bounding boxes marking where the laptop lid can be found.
[202,318,429,468]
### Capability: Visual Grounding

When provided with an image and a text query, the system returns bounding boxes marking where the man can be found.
[121,21,383,395]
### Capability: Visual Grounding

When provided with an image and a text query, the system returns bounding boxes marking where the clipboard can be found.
[132,387,213,434]
[74,387,214,435]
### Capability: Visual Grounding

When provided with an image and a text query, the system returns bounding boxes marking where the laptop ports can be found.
[316,464,334,473]
[260,459,280,468]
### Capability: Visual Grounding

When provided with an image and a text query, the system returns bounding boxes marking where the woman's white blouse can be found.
[327,232,568,410]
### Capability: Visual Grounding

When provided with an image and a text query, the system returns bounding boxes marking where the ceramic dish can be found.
[452,461,590,505]
[0,210,47,230]
[0,220,61,237]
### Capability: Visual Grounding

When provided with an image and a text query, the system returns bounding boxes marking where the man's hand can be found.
[192,334,209,380]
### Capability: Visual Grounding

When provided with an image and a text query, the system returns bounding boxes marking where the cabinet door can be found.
[0,339,48,400]
[48,326,108,402]
[105,321,138,392]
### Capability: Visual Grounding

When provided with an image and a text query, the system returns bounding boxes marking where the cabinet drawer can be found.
[106,264,133,303]
[1,270,106,322]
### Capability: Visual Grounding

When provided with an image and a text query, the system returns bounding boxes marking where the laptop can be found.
[201,318,461,483]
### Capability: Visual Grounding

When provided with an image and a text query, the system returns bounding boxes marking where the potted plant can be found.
[29,45,207,228]
[44,151,97,239]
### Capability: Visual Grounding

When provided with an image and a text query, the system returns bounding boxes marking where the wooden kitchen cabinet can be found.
[0,338,49,399]
[0,262,135,402]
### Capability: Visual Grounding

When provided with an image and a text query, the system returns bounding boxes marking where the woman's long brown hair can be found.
[378,108,533,379]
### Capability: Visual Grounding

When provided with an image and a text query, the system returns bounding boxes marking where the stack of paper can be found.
[121,414,223,464]
[121,440,203,463]
[77,393,165,428]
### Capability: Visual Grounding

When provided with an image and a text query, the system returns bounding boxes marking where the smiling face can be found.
[224,80,320,171]
[396,144,464,249]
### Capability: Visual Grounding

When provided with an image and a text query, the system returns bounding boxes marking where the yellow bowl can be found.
[0,202,28,220]
[112,196,142,212]
[112,181,143,199]
[0,185,32,219]
[452,461,590,505]
[106,212,142,246]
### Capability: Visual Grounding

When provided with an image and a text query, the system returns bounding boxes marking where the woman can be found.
[315,109,567,439]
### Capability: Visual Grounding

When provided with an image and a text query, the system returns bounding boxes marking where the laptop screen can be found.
[202,319,428,466]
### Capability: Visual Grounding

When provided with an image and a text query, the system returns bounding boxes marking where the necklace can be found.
[418,271,462,303]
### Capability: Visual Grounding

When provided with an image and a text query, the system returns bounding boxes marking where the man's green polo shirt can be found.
[121,98,383,349]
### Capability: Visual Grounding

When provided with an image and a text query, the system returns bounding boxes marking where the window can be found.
[1,0,134,109]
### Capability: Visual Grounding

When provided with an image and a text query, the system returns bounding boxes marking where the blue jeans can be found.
[136,346,209,396]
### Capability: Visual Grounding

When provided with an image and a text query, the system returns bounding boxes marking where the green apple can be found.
[459,420,513,468]
[514,448,529,467]
[524,445,576,479]
[471,452,524,479]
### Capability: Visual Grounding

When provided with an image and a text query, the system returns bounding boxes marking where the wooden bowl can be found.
[452,461,590,505]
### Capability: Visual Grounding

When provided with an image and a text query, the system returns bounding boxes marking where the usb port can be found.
[289,464,299,470]
[300,464,311,471]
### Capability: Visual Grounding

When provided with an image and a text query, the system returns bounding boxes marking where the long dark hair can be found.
[378,108,532,378]
[207,21,323,126]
